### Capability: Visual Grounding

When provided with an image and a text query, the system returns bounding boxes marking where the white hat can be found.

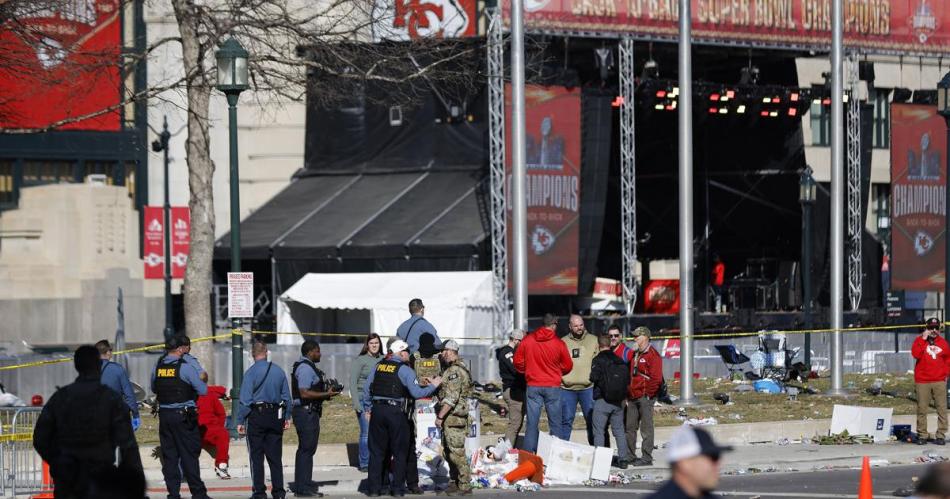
[390,340,409,354]
[666,425,733,463]
[442,339,460,351]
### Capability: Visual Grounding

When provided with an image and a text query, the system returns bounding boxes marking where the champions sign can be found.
[506,0,950,55]
[506,85,581,295]
[890,104,946,291]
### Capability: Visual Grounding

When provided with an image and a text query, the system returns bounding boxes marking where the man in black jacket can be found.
[590,335,631,468]
[647,426,732,499]
[495,329,526,446]
[33,345,145,499]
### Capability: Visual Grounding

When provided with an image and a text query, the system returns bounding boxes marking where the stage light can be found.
[760,110,769,117]
[772,97,781,103]
[790,92,800,102]
[726,90,735,100]
[740,65,760,85]
[666,103,676,110]
[612,96,624,107]
[843,93,850,103]
[655,103,664,110]
[762,97,771,104]
[710,93,721,101]
[788,108,797,117]
[719,108,728,114]
[709,107,718,114]
[770,111,778,117]
[641,59,659,80]
[822,98,831,105]
[671,87,680,97]
[737,105,746,114]
[813,98,821,104]
[656,90,667,98]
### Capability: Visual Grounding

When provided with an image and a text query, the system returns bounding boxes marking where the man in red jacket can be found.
[197,385,232,478]
[913,318,949,445]
[626,326,662,466]
[514,313,573,453]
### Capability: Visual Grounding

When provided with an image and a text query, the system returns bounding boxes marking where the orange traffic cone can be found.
[504,450,544,485]
[31,460,54,498]
[858,455,873,499]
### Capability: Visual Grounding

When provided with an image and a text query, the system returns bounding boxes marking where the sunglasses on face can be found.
[609,334,621,338]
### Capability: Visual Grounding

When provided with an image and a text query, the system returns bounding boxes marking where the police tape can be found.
[0,322,937,372]
[0,433,33,443]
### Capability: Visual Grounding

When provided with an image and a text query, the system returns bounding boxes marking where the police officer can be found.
[237,340,293,499]
[178,334,209,383]
[434,340,473,496]
[34,345,145,499]
[95,339,141,431]
[291,340,341,497]
[152,335,211,499]
[362,340,442,497]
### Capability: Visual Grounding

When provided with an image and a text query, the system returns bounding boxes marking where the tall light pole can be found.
[151,116,174,342]
[678,0,697,405]
[937,72,950,336]
[828,0,846,396]
[510,0,528,329]
[799,167,816,367]
[215,37,249,425]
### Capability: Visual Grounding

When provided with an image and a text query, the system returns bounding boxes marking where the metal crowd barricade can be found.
[0,407,43,497]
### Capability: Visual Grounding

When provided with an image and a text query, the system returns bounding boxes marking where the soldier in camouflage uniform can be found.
[434,340,473,496]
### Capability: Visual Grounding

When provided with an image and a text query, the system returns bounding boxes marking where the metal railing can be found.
[0,407,43,496]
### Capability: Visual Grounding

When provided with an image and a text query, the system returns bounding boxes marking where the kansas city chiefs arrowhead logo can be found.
[914,230,934,256]
[531,225,556,255]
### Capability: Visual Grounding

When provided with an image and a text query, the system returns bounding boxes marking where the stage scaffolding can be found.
[619,38,638,315]
[487,7,511,340]
[847,53,863,311]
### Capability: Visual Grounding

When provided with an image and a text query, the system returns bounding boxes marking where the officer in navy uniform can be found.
[237,340,293,499]
[291,340,341,497]
[362,340,442,497]
[152,335,211,499]
[178,335,209,382]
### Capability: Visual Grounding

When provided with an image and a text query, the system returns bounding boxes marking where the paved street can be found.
[146,462,932,499]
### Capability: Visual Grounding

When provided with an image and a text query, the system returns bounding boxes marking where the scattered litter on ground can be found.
[685,417,718,426]
[915,451,948,463]
[775,438,790,446]
[813,430,874,445]
[869,459,890,466]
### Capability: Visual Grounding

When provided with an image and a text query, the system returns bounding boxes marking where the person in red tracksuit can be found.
[626,326,662,466]
[514,313,573,454]
[912,318,949,445]
[197,385,232,478]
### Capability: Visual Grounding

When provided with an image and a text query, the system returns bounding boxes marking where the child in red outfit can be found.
[198,385,232,478]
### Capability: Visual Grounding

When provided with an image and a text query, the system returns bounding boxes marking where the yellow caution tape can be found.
[0,433,33,443]
[0,322,935,372]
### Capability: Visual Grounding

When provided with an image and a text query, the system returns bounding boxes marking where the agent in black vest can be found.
[151,335,210,499]
[291,340,340,497]
[361,340,442,497]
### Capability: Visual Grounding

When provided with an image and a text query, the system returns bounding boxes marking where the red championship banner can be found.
[890,104,946,291]
[506,85,581,295]
[371,0,477,41]
[170,207,191,279]
[0,0,122,130]
[143,206,165,280]
[505,0,950,56]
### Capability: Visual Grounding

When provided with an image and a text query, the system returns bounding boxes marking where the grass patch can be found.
[136,373,920,447]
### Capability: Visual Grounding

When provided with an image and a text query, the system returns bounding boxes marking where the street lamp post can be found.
[936,72,950,336]
[151,116,174,342]
[799,167,816,367]
[215,38,249,428]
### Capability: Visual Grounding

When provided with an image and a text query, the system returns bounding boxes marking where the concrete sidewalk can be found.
[142,414,947,497]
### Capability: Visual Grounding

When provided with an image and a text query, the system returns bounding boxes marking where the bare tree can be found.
[0,0,484,372]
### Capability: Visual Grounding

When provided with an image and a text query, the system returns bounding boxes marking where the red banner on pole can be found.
[890,104,946,291]
[143,206,164,280]
[0,0,122,130]
[506,85,581,295]
[171,207,190,279]
[505,0,950,56]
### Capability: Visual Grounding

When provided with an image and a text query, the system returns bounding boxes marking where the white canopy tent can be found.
[276,271,495,346]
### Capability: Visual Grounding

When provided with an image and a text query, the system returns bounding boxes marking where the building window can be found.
[810,102,831,146]
[871,89,890,149]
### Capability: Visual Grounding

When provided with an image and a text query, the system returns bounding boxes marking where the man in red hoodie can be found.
[626,326,662,466]
[197,385,232,478]
[514,313,573,453]
[912,318,949,445]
